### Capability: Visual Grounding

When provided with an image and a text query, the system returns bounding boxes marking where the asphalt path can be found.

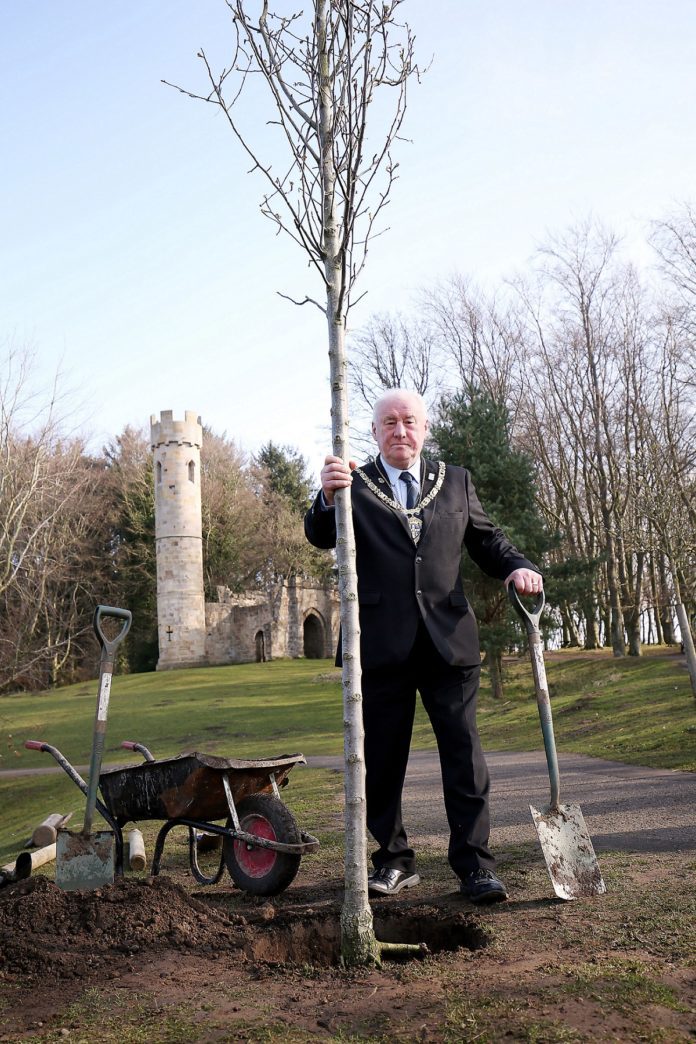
[309,750,696,856]
[4,749,694,856]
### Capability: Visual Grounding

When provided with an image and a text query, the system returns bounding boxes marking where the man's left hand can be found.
[505,568,543,595]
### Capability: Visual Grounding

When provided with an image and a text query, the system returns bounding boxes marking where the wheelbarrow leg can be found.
[152,820,179,877]
[188,826,226,885]
[222,773,240,829]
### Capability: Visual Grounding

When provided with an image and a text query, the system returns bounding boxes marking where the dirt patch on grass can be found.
[0,852,694,1042]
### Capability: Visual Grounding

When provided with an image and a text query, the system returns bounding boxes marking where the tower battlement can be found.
[150,410,202,450]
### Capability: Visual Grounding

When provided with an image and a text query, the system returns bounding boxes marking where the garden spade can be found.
[509,585,605,900]
[56,605,131,891]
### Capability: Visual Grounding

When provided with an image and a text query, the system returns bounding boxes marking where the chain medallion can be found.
[353,461,446,543]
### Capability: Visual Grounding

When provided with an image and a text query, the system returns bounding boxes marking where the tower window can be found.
[156,461,162,484]
[188,460,195,483]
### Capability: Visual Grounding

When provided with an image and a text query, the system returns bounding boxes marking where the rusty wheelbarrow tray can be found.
[24,739,319,896]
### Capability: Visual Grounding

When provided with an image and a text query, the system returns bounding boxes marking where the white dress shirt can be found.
[378,455,421,508]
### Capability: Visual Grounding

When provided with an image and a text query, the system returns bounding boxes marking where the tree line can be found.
[1,211,694,696]
[349,213,695,695]
[0,359,329,693]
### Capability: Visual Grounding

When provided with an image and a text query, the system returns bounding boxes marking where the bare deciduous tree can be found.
[424,276,527,411]
[635,316,696,694]
[514,223,640,656]
[166,0,421,964]
[347,311,438,454]
[0,346,106,691]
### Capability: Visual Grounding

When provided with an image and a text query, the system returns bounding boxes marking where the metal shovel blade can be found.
[530,802,606,901]
[55,828,114,891]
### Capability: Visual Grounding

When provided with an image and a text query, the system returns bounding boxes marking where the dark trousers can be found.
[362,622,494,879]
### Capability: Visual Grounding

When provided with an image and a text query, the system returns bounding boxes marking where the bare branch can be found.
[276,291,326,313]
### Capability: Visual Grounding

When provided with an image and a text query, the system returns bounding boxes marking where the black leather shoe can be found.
[459,868,508,904]
[368,867,420,895]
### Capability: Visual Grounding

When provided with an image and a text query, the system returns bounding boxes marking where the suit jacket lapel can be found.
[358,457,445,545]
[360,458,414,541]
[419,457,443,543]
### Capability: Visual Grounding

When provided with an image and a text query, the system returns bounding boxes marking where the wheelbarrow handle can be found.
[121,740,156,762]
[93,606,132,658]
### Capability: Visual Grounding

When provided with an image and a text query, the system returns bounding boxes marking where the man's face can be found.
[372,393,429,469]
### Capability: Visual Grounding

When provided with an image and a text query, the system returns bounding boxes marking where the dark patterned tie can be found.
[399,471,417,509]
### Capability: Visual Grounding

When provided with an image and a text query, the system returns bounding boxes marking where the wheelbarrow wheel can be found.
[223,794,302,896]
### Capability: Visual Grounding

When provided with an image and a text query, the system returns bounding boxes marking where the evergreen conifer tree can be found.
[431,388,553,698]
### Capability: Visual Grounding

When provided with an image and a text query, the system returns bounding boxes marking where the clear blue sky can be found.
[2,1,695,477]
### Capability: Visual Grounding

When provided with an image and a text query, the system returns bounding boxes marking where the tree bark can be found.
[316,0,379,967]
[657,554,676,644]
[673,568,696,698]
[487,651,504,701]
[560,603,581,647]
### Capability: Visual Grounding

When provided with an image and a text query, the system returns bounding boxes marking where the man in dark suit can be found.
[305,389,543,902]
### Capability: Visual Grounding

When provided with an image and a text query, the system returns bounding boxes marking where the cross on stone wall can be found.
[166,626,174,642]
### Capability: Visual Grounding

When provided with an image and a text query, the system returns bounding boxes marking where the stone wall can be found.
[205,579,339,664]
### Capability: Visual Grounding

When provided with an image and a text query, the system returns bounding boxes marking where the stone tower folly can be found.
[150,410,207,670]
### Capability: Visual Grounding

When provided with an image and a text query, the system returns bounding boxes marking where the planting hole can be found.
[244,905,489,966]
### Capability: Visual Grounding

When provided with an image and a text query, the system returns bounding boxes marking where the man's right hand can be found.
[320,454,356,506]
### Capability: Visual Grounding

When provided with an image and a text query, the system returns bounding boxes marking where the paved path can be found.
[4,750,694,856]
[310,750,696,856]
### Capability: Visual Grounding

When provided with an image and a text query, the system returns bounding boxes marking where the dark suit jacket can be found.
[304,457,540,670]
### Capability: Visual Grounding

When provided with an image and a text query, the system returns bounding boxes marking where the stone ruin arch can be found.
[255,629,267,662]
[303,610,326,659]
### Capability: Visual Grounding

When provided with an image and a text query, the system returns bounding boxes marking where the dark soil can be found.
[0,851,695,1042]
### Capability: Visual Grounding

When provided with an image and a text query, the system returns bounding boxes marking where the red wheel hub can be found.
[234,814,278,878]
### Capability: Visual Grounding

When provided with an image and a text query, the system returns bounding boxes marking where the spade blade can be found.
[530,802,606,901]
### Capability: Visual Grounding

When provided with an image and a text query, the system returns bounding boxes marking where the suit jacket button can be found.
[415,556,422,563]
[416,590,422,596]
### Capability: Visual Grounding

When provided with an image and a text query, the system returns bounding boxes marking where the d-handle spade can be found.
[56,605,132,891]
[82,606,132,837]
[508,585,606,901]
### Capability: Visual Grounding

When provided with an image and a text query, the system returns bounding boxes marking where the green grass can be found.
[477,649,696,771]
[2,649,693,771]
[0,659,350,768]
[18,988,204,1044]
[560,957,686,1011]
[0,648,693,862]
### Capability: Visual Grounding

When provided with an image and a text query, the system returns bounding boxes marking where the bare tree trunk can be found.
[675,600,696,698]
[316,5,377,963]
[487,651,504,701]
[657,554,676,644]
[604,535,626,656]
[648,550,664,645]
[622,550,645,657]
[560,603,581,647]
[582,600,601,649]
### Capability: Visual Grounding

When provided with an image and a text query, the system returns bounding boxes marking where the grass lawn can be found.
[0,647,694,863]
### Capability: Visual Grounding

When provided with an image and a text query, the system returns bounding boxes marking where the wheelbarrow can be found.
[23,738,319,896]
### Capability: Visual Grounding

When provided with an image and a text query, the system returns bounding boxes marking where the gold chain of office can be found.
[354,461,447,543]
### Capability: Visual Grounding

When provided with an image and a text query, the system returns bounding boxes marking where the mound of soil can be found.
[0,875,247,981]
[0,873,483,984]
